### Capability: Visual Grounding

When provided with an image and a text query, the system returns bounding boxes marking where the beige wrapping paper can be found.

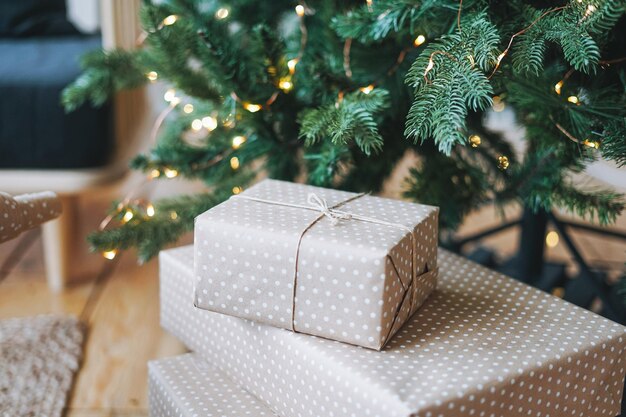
[0,191,62,243]
[148,353,277,417]
[194,179,439,349]
[162,245,626,417]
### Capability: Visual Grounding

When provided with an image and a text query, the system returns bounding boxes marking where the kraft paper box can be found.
[161,246,626,417]
[194,179,439,350]
[148,353,277,417]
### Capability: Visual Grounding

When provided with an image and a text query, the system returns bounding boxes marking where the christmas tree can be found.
[63,0,626,263]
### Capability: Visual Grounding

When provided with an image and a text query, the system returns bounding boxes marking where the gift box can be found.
[162,245,626,417]
[148,353,277,417]
[194,179,439,349]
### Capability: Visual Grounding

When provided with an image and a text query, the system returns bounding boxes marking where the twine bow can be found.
[307,193,352,225]
[232,189,422,336]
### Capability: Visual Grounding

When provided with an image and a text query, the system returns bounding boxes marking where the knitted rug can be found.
[0,315,85,417]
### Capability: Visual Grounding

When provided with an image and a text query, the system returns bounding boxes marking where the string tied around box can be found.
[232,191,421,340]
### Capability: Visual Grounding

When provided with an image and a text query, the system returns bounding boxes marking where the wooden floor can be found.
[0,197,624,416]
[0,228,187,417]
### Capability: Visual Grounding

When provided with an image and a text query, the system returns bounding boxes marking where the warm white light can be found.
[546,231,559,248]
[147,71,158,82]
[295,5,305,16]
[243,103,262,113]
[279,78,293,92]
[170,211,178,220]
[102,250,117,260]
[567,95,579,104]
[164,168,178,178]
[149,169,161,179]
[230,156,240,170]
[232,136,246,149]
[554,81,563,95]
[414,35,426,47]
[287,58,299,74]
[215,8,229,19]
[183,104,194,114]
[232,186,243,195]
[164,89,177,102]
[122,210,134,223]
[191,119,203,131]
[146,204,155,217]
[359,84,375,94]
[582,139,600,149]
[202,116,218,131]
[162,15,178,26]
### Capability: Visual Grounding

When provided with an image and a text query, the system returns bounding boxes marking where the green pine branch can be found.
[299,88,390,156]
[88,191,231,263]
[404,12,498,154]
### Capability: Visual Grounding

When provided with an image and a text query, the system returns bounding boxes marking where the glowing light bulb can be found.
[191,119,203,131]
[183,104,194,114]
[122,210,134,223]
[554,80,563,95]
[497,155,510,170]
[243,103,262,113]
[359,84,375,94]
[582,139,600,149]
[215,8,229,19]
[170,211,178,220]
[202,116,218,131]
[102,250,117,260]
[164,168,178,178]
[414,35,426,47]
[469,135,481,148]
[232,135,247,149]
[147,71,158,82]
[149,169,161,179]
[232,186,243,195]
[279,77,293,92]
[545,231,559,248]
[287,58,299,74]
[230,156,240,170]
[567,95,579,104]
[295,5,305,17]
[164,89,176,102]
[146,204,155,217]
[162,15,178,26]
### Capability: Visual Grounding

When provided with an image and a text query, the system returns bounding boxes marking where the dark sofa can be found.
[0,0,112,169]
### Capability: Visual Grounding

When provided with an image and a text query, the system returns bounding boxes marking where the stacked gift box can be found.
[150,179,626,417]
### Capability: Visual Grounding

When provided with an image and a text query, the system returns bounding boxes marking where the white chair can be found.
[0,0,143,291]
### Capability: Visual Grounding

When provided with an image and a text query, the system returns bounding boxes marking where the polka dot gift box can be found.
[161,246,626,417]
[149,353,277,417]
[194,179,439,350]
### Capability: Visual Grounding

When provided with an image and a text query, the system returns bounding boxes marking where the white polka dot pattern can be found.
[194,179,439,350]
[0,191,62,243]
[149,353,277,417]
[162,246,626,417]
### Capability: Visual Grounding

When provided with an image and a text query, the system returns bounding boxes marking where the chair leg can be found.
[41,195,76,292]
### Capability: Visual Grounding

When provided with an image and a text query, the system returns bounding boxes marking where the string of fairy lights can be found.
[99,0,615,260]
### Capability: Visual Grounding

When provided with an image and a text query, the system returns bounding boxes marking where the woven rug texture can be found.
[0,315,85,417]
